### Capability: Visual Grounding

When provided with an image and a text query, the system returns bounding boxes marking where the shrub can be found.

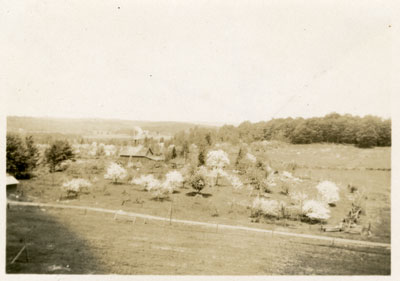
[189,173,206,193]
[302,200,330,222]
[104,162,127,183]
[316,181,340,206]
[62,178,91,198]
[45,140,75,173]
[57,159,73,172]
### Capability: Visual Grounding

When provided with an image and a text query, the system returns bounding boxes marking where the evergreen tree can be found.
[45,140,75,172]
[198,148,206,166]
[6,134,39,178]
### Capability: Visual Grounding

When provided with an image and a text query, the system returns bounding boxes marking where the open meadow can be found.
[6,141,391,274]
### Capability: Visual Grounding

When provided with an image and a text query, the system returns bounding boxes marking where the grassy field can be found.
[6,206,390,275]
[6,142,391,274]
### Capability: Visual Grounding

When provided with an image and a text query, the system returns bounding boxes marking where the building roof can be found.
[6,174,19,186]
[119,146,164,161]
[119,145,150,157]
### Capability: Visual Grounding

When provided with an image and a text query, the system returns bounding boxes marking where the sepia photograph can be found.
[1,0,396,278]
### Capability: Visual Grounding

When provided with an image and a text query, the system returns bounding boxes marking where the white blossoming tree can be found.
[251,197,286,218]
[164,170,184,191]
[302,200,331,222]
[131,174,177,200]
[104,162,127,184]
[131,174,160,191]
[316,181,340,206]
[206,149,230,186]
[62,178,92,198]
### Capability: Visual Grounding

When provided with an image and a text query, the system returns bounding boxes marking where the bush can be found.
[189,173,206,193]
[104,162,127,183]
[6,134,39,178]
[45,140,75,173]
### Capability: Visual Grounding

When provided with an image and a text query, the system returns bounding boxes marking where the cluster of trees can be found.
[171,113,391,149]
[6,135,40,178]
[7,134,75,178]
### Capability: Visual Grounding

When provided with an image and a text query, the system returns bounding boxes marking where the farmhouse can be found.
[6,174,19,193]
[119,145,164,161]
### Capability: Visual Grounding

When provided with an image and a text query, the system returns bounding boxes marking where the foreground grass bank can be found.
[7,206,390,275]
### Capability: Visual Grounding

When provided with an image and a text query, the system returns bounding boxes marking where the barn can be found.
[119,145,165,162]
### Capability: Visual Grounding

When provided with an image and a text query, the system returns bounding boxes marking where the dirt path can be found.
[8,200,390,250]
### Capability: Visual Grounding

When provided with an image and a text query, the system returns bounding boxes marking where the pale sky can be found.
[1,0,393,125]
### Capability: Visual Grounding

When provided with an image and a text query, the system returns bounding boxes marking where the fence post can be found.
[169,201,173,225]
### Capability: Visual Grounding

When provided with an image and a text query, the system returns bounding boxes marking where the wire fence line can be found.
[7,200,390,250]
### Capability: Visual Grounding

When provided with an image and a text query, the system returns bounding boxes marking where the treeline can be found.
[172,113,391,148]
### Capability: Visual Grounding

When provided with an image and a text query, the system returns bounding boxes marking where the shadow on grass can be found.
[185,191,212,198]
[6,206,108,274]
[150,196,171,202]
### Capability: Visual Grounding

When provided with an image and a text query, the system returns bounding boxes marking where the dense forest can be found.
[171,113,391,149]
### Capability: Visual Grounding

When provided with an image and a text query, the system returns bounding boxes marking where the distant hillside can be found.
[7,116,216,136]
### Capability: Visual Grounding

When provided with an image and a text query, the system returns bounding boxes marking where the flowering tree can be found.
[104,162,127,183]
[62,178,91,198]
[302,200,330,222]
[316,181,340,206]
[131,174,174,200]
[251,197,285,218]
[206,150,230,186]
[131,174,160,191]
[165,170,184,189]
